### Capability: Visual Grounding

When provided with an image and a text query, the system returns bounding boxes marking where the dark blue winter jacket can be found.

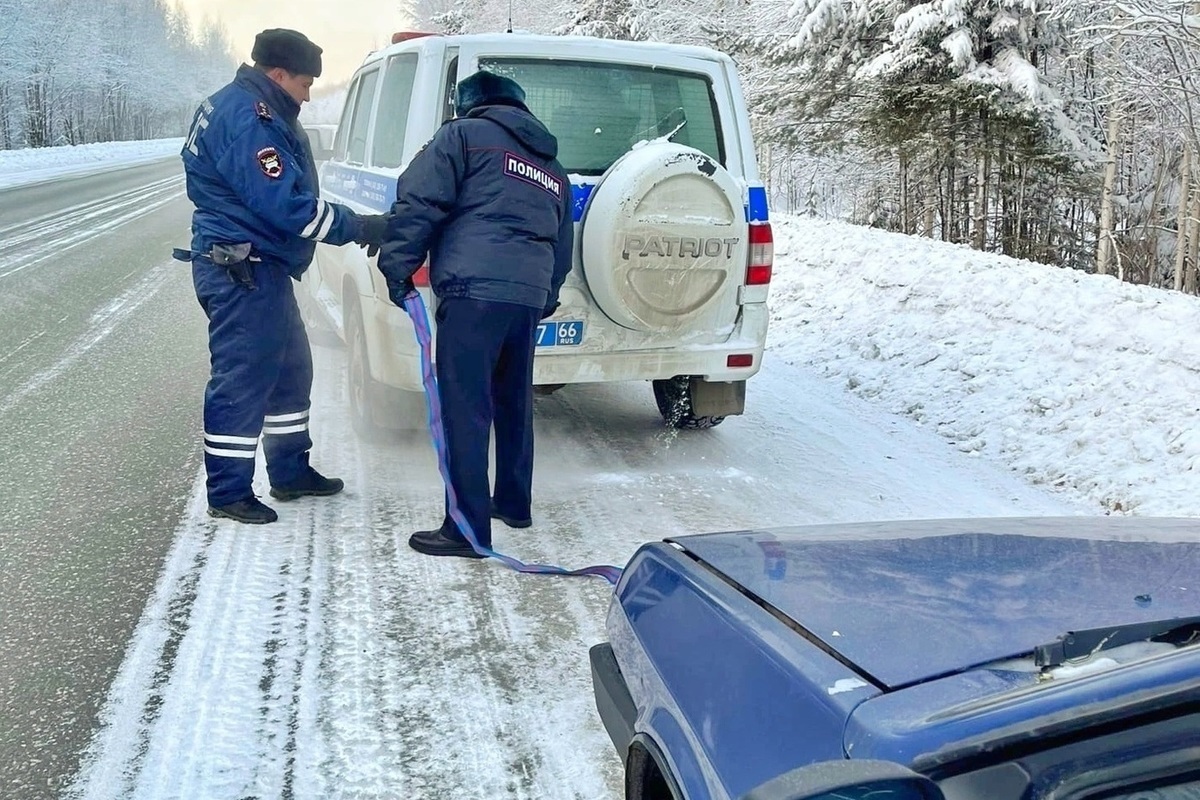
[376,104,573,310]
[181,64,362,277]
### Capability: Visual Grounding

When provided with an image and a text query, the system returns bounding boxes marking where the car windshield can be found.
[478,57,724,175]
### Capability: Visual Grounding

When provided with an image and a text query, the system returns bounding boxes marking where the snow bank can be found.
[767,216,1200,517]
[0,138,184,190]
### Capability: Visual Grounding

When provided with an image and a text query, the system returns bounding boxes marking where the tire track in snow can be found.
[140,514,270,797]
[243,531,316,800]
[310,460,412,799]
[369,537,608,800]
[68,473,323,800]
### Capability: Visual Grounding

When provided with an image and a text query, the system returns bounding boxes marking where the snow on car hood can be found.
[670,517,1200,689]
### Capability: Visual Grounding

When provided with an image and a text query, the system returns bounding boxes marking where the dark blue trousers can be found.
[192,258,314,506]
[434,298,540,548]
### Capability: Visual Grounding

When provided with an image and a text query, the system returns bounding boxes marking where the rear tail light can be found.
[413,261,430,286]
[746,222,773,286]
[727,354,754,368]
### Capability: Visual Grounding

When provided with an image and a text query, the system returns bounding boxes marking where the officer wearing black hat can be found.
[376,71,573,558]
[179,30,390,524]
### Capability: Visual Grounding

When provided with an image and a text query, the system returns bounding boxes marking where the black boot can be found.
[408,526,486,559]
[208,497,278,524]
[270,468,345,501]
[490,502,531,529]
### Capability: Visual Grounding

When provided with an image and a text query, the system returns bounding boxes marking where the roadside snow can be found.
[768,216,1200,518]
[0,138,183,190]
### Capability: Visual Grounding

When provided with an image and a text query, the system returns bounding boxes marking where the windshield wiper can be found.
[1034,616,1200,668]
[633,108,687,144]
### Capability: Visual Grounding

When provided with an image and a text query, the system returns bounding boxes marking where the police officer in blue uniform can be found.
[376,71,573,558]
[181,29,389,524]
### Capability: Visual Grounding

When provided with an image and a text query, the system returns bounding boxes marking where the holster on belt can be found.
[172,243,257,289]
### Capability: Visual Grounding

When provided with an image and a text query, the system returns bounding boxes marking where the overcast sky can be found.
[176,0,413,87]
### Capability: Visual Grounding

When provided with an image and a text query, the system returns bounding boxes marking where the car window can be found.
[345,69,379,165]
[332,79,358,162]
[442,54,459,123]
[479,58,725,176]
[372,54,419,169]
[304,128,321,155]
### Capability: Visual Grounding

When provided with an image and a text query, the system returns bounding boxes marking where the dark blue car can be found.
[590,517,1200,800]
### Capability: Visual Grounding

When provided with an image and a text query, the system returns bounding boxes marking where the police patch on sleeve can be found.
[257,147,283,179]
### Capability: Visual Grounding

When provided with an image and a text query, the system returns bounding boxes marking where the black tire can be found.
[652,376,725,430]
[346,299,383,437]
[346,297,429,438]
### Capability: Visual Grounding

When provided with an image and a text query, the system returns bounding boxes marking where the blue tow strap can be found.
[403,291,624,586]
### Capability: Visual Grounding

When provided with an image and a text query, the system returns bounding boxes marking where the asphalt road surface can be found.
[0,158,208,798]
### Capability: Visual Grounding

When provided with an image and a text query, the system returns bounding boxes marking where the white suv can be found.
[299,32,773,432]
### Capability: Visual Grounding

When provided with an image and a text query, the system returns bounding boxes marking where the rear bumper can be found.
[372,338,764,389]
[533,300,768,384]
[590,642,637,758]
[372,302,766,388]
[532,342,764,384]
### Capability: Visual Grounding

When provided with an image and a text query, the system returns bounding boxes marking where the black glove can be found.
[540,302,559,320]
[387,276,415,308]
[356,213,389,258]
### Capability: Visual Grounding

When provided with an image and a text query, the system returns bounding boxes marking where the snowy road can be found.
[67,342,1082,798]
[1,159,1088,800]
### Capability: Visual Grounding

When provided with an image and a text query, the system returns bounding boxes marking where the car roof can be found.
[671,517,1200,688]
[361,32,732,69]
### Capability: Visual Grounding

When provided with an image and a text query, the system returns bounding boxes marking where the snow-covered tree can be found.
[0,0,235,150]
[414,0,571,34]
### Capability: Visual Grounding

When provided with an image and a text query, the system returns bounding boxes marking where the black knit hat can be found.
[455,71,527,116]
[252,29,323,77]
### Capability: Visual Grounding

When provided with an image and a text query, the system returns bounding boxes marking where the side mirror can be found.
[738,760,944,800]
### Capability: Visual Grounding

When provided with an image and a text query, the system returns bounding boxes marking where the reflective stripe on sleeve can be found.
[314,207,336,242]
[300,200,330,239]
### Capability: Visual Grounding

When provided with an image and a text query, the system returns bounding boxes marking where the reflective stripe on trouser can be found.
[434,297,539,549]
[193,258,314,506]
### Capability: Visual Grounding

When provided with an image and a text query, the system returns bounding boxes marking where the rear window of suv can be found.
[478,58,724,176]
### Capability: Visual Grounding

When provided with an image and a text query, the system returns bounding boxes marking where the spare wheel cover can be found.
[580,141,747,333]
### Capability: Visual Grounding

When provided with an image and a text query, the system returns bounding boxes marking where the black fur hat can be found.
[455,71,527,116]
[252,29,323,77]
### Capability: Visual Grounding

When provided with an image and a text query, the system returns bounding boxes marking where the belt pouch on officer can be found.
[173,243,257,289]
[210,242,256,289]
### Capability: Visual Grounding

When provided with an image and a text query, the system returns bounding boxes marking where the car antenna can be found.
[507,0,513,32]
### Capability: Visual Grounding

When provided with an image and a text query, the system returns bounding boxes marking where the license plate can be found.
[536,320,584,347]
